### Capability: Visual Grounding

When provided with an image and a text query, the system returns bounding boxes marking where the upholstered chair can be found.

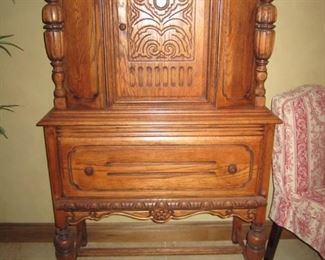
[265,85,325,259]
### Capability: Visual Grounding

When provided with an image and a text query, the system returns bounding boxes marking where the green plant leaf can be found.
[0,105,18,108]
[0,105,18,112]
[0,34,23,56]
[0,41,24,51]
[0,45,12,56]
[0,126,8,139]
[0,34,14,40]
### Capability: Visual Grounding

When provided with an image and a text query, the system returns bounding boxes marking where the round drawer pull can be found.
[84,167,94,176]
[119,23,127,31]
[227,164,238,174]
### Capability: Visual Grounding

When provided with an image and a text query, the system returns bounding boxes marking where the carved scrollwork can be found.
[66,208,257,225]
[57,197,266,211]
[128,0,195,61]
[57,197,266,224]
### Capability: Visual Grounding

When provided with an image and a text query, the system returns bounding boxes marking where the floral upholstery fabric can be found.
[270,85,325,258]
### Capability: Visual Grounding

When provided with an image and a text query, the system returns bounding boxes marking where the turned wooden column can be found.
[53,211,76,260]
[246,223,266,260]
[246,206,268,260]
[54,227,75,260]
[255,0,277,107]
[42,0,67,110]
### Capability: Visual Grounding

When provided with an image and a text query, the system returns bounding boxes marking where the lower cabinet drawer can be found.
[59,138,262,198]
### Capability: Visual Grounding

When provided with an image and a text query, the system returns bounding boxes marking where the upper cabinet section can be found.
[42,0,276,110]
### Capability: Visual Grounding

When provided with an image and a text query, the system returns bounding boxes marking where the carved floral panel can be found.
[127,0,195,61]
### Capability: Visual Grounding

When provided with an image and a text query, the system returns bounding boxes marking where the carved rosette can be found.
[56,197,266,225]
[42,0,66,109]
[149,201,174,223]
[255,0,277,107]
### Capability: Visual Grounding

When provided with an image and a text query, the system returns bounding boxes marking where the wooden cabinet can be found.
[39,0,279,259]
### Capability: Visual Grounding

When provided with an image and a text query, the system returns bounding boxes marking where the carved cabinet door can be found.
[112,0,211,104]
[59,0,258,109]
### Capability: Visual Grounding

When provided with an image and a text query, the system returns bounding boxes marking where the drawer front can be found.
[59,138,262,198]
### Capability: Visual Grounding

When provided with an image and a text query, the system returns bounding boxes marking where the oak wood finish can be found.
[0,221,296,243]
[61,0,106,109]
[39,0,279,259]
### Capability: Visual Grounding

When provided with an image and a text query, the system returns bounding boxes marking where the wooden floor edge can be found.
[78,246,243,257]
[0,220,295,243]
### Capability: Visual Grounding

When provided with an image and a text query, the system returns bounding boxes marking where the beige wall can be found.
[267,0,325,104]
[0,0,324,223]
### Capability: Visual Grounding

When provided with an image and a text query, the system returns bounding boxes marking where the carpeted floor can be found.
[0,239,322,260]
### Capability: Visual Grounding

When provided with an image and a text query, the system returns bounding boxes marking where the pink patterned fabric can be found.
[270,85,325,258]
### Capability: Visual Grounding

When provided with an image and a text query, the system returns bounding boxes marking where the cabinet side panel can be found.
[217,0,257,107]
[62,0,106,109]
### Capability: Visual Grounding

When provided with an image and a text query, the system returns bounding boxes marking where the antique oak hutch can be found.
[38,0,279,259]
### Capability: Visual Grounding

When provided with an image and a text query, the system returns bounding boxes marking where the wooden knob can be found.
[227,164,238,174]
[119,23,127,31]
[84,167,94,176]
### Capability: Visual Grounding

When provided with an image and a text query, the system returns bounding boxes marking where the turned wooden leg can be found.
[232,216,242,244]
[54,226,76,260]
[76,220,88,248]
[53,211,76,260]
[265,222,283,260]
[246,223,266,260]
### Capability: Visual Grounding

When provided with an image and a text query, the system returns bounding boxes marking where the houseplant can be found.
[0,34,22,138]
